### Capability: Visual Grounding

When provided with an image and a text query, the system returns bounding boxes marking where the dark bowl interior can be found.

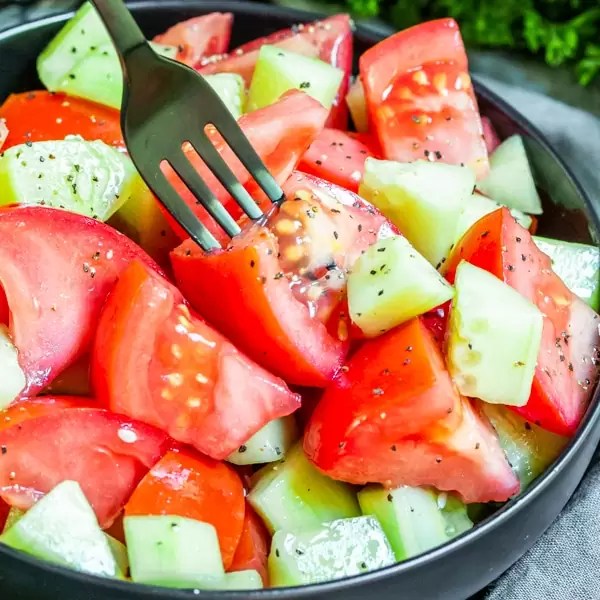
[0,2,599,600]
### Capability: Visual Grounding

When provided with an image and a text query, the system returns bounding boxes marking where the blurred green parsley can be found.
[342,0,600,85]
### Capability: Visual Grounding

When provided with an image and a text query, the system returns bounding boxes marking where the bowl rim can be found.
[0,1,599,597]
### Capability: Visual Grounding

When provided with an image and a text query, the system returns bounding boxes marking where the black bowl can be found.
[0,2,599,599]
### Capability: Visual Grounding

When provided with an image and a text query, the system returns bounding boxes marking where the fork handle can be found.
[90,0,147,58]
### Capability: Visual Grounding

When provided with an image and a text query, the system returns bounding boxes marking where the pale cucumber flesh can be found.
[204,73,246,119]
[0,325,26,409]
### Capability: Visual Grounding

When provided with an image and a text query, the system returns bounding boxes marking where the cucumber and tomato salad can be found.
[0,2,598,592]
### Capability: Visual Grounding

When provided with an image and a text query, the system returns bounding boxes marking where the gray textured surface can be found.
[1,2,600,600]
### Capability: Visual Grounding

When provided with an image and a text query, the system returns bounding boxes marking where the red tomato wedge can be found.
[0,499,9,530]
[422,304,450,350]
[153,13,233,68]
[171,172,394,387]
[199,15,353,129]
[299,128,378,192]
[163,90,328,242]
[0,207,160,398]
[446,208,600,435]
[229,505,270,584]
[0,119,7,150]
[481,116,501,154]
[92,260,301,459]
[125,448,245,569]
[359,19,488,178]
[0,399,170,527]
[0,91,123,149]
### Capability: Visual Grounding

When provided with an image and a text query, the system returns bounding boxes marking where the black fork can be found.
[91,0,284,250]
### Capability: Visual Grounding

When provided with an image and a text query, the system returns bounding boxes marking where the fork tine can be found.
[167,150,242,239]
[147,170,221,251]
[188,132,263,220]
[212,117,285,205]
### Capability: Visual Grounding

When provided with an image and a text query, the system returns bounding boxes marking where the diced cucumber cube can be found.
[246,45,344,112]
[0,481,119,577]
[0,325,26,409]
[106,534,129,579]
[477,135,542,215]
[248,443,360,534]
[360,158,474,271]
[480,402,567,490]
[0,138,142,221]
[124,515,224,588]
[346,77,368,133]
[227,416,298,465]
[37,2,176,108]
[268,516,395,586]
[455,194,532,245]
[348,236,454,337]
[204,73,246,119]
[447,261,544,406]
[358,485,472,562]
[218,570,263,590]
[534,237,600,311]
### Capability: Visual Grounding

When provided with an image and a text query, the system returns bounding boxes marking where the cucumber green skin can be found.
[227,415,299,466]
[360,159,475,271]
[0,481,119,578]
[348,235,454,337]
[268,516,395,587]
[447,261,543,407]
[358,486,472,562]
[124,515,224,588]
[477,135,542,215]
[37,2,175,108]
[481,402,567,490]
[247,45,344,112]
[534,237,600,312]
[0,139,137,221]
[248,443,360,534]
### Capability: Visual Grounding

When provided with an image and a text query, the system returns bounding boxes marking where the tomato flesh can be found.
[199,15,353,129]
[0,207,160,398]
[229,504,270,583]
[125,448,245,569]
[0,91,123,150]
[0,400,170,527]
[446,207,600,435]
[360,19,488,177]
[299,127,378,192]
[92,260,301,459]
[171,172,394,387]
[153,13,233,67]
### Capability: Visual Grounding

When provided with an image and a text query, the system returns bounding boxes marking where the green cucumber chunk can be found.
[268,516,395,586]
[205,73,246,119]
[534,237,600,311]
[360,158,474,271]
[2,507,26,534]
[477,135,542,215]
[346,77,368,133]
[37,2,176,109]
[106,534,129,578]
[358,485,472,562]
[0,481,119,578]
[447,261,543,406]
[0,138,140,221]
[227,416,298,465]
[455,194,532,246]
[124,515,224,588]
[0,325,26,410]
[480,402,567,490]
[248,443,360,534]
[348,235,454,337]
[246,45,344,112]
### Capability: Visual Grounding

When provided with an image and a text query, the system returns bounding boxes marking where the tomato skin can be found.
[163,90,328,241]
[299,128,378,192]
[0,207,161,398]
[0,91,123,149]
[359,19,488,178]
[0,499,9,530]
[125,448,245,569]
[171,172,393,387]
[199,15,352,129]
[481,116,501,154]
[92,260,301,459]
[446,208,600,435]
[421,303,450,350]
[229,505,270,583]
[0,401,170,528]
[153,13,233,67]
[0,119,7,150]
